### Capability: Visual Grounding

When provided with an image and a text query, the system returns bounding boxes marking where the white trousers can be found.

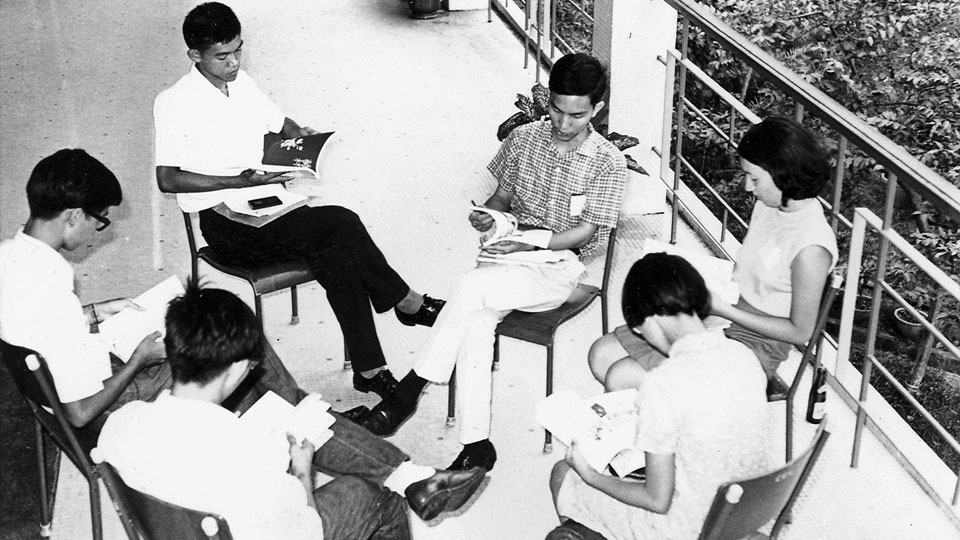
[414,256,585,444]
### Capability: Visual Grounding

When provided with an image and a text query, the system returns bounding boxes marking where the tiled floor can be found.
[2,1,959,539]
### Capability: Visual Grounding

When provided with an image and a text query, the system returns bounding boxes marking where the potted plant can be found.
[497,83,648,175]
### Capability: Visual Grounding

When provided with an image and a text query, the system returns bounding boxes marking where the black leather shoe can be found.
[362,398,417,436]
[446,440,497,472]
[395,294,446,327]
[545,520,608,540]
[337,405,370,424]
[404,467,486,521]
[352,369,398,400]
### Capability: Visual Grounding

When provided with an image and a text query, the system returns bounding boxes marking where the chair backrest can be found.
[97,459,233,540]
[0,338,99,471]
[598,226,619,335]
[698,421,830,540]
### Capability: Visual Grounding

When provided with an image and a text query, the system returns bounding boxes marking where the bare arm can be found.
[566,442,676,514]
[60,332,166,427]
[155,165,288,194]
[711,245,833,346]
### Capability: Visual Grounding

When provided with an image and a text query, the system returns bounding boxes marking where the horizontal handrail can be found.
[663,0,960,221]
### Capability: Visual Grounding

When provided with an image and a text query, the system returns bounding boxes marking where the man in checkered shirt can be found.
[356,53,627,471]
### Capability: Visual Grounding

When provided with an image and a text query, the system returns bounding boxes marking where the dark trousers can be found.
[199,205,410,371]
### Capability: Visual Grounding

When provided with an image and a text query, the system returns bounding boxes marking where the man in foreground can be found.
[96,284,486,540]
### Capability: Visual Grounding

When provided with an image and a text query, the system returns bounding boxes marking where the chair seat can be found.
[197,247,313,295]
[496,284,601,346]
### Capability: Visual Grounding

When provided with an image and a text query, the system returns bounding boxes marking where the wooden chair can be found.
[0,339,106,539]
[96,458,233,540]
[698,420,830,540]
[182,212,350,369]
[781,273,843,461]
[447,228,619,453]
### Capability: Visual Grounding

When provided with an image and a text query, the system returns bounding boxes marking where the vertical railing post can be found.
[670,18,690,246]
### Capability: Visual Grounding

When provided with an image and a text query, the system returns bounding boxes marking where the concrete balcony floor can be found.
[1,1,958,538]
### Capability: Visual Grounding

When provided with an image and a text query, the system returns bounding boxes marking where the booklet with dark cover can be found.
[259,131,335,179]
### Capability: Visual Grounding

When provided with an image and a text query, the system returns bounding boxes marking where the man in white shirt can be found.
[0,149,301,446]
[97,285,488,540]
[154,2,445,400]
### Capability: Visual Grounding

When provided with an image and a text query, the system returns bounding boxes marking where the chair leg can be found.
[447,367,457,426]
[254,295,264,327]
[543,343,554,454]
[492,334,500,371]
[290,285,300,325]
[88,475,103,540]
[36,422,52,537]
[342,338,351,371]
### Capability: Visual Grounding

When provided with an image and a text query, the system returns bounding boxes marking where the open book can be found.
[239,391,336,449]
[96,276,185,362]
[536,389,645,474]
[257,132,336,180]
[470,206,553,249]
[216,183,310,228]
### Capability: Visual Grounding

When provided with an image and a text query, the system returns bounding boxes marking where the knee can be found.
[320,205,363,227]
[588,333,622,384]
[605,358,645,392]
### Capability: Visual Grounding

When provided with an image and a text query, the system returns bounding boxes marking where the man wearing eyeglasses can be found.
[0,149,300,446]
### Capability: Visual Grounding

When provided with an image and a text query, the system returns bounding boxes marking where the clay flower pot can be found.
[409,0,440,19]
[893,307,926,338]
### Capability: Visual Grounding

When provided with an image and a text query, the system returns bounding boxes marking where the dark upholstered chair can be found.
[97,459,233,540]
[0,339,109,539]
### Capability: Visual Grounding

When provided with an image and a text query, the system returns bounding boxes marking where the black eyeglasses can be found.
[84,209,111,232]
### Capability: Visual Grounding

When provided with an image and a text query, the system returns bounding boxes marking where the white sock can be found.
[383,461,435,495]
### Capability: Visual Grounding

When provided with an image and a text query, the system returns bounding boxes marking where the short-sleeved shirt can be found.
[557,331,769,540]
[487,120,626,259]
[97,391,324,540]
[734,201,838,318]
[154,66,286,212]
[0,230,113,402]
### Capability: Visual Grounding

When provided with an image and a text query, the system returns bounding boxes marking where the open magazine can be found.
[536,389,645,474]
[96,276,185,362]
[470,206,553,249]
[257,131,336,180]
[239,391,336,449]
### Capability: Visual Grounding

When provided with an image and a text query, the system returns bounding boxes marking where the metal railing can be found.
[489,0,960,509]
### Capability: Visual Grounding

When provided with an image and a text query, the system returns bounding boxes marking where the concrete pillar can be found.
[592,0,677,160]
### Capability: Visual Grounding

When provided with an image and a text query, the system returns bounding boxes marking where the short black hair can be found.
[621,252,710,329]
[738,117,830,207]
[26,149,122,220]
[182,2,241,52]
[549,53,608,105]
[164,283,264,385]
